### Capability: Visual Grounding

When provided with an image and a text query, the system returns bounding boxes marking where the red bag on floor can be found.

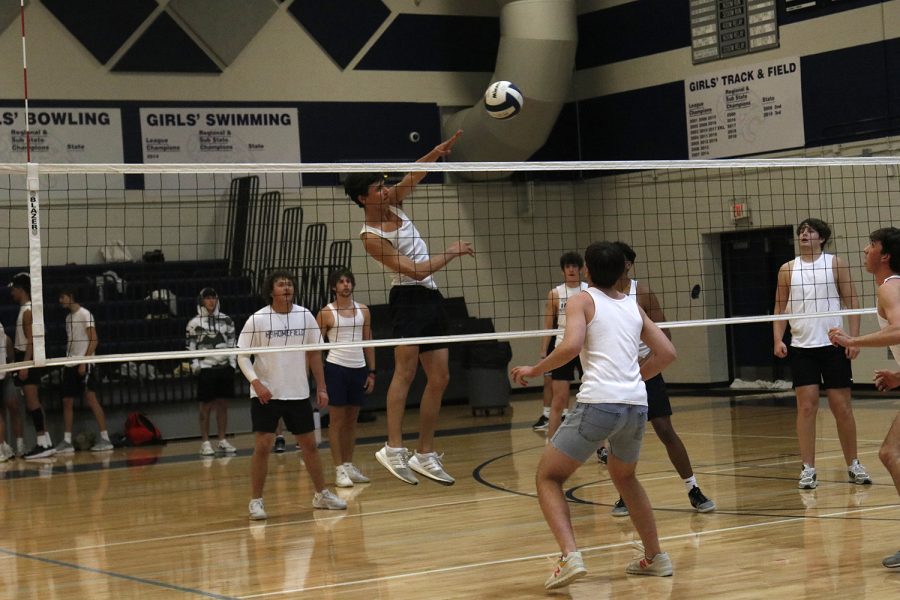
[124,412,162,446]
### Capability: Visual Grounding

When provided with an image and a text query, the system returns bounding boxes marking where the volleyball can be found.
[483,81,524,120]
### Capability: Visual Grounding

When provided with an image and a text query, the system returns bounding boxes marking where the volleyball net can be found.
[0,158,897,389]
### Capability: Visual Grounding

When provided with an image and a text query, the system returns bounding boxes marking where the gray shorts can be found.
[551,402,647,464]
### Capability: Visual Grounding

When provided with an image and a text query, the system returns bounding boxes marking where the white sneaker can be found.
[344,463,370,484]
[375,445,418,485]
[0,442,13,462]
[848,459,872,485]
[335,465,354,488]
[200,441,215,456]
[626,551,673,577]
[545,551,587,590]
[90,439,114,452]
[798,466,817,489]
[408,451,455,485]
[54,440,75,455]
[248,498,267,520]
[217,439,237,454]
[313,489,348,510]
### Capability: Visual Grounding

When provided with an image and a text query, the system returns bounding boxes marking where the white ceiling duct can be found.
[444,0,577,173]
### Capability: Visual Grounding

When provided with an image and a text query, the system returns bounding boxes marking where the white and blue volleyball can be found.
[483,81,524,120]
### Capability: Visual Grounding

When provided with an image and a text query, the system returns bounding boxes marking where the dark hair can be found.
[59,288,78,302]
[9,272,30,295]
[797,218,831,249]
[584,242,625,287]
[328,268,355,292]
[559,251,584,270]
[613,241,636,263]
[870,227,900,273]
[199,287,218,299]
[343,172,384,208]
[262,270,296,304]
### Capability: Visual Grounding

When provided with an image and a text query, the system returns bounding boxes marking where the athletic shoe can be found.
[544,551,587,590]
[798,466,817,489]
[313,489,348,510]
[375,445,418,485]
[688,486,716,513]
[200,441,215,456]
[248,498,267,520]
[335,465,353,488]
[0,442,13,462]
[23,445,56,460]
[597,446,608,464]
[611,497,629,517]
[344,463,370,483]
[626,552,673,577]
[883,550,900,568]
[54,440,75,455]
[848,460,872,485]
[90,439,114,452]
[532,414,549,431]
[408,451,455,485]
[273,435,286,454]
[217,439,237,454]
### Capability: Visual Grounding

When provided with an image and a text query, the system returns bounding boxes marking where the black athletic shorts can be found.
[789,345,853,389]
[389,285,449,352]
[61,364,101,398]
[542,337,557,377]
[645,374,672,421]
[196,366,235,403]
[551,355,582,381]
[12,350,44,387]
[251,398,315,435]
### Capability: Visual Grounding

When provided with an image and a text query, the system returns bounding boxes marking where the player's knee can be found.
[879,442,899,471]
[296,434,318,454]
[426,369,449,390]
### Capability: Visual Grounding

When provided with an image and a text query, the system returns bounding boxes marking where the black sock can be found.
[28,408,45,433]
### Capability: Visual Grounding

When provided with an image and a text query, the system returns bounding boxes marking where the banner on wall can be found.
[684,57,804,159]
[0,107,123,162]
[139,108,300,163]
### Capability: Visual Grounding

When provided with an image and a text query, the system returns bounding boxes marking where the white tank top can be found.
[360,206,437,290]
[627,280,652,359]
[576,287,647,405]
[555,282,588,343]
[877,275,900,366]
[14,302,31,352]
[787,253,843,348]
[324,301,366,368]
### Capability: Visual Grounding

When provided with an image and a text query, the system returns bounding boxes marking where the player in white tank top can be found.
[346,130,472,487]
[827,227,900,569]
[512,242,678,582]
[602,241,715,514]
[539,252,588,438]
[316,270,375,488]
[8,273,55,459]
[773,218,869,489]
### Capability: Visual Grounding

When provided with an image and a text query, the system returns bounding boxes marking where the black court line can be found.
[0,547,238,599]
[471,440,900,523]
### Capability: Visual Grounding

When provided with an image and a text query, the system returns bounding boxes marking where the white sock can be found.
[683,475,697,492]
[42,433,52,446]
[803,464,815,472]
[542,407,551,418]
[64,432,72,444]
[100,430,110,442]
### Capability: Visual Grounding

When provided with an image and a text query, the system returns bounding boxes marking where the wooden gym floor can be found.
[1,391,900,599]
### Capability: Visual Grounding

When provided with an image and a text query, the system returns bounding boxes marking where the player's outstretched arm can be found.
[390,130,463,206]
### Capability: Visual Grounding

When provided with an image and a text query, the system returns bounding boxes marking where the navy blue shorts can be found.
[325,362,368,407]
